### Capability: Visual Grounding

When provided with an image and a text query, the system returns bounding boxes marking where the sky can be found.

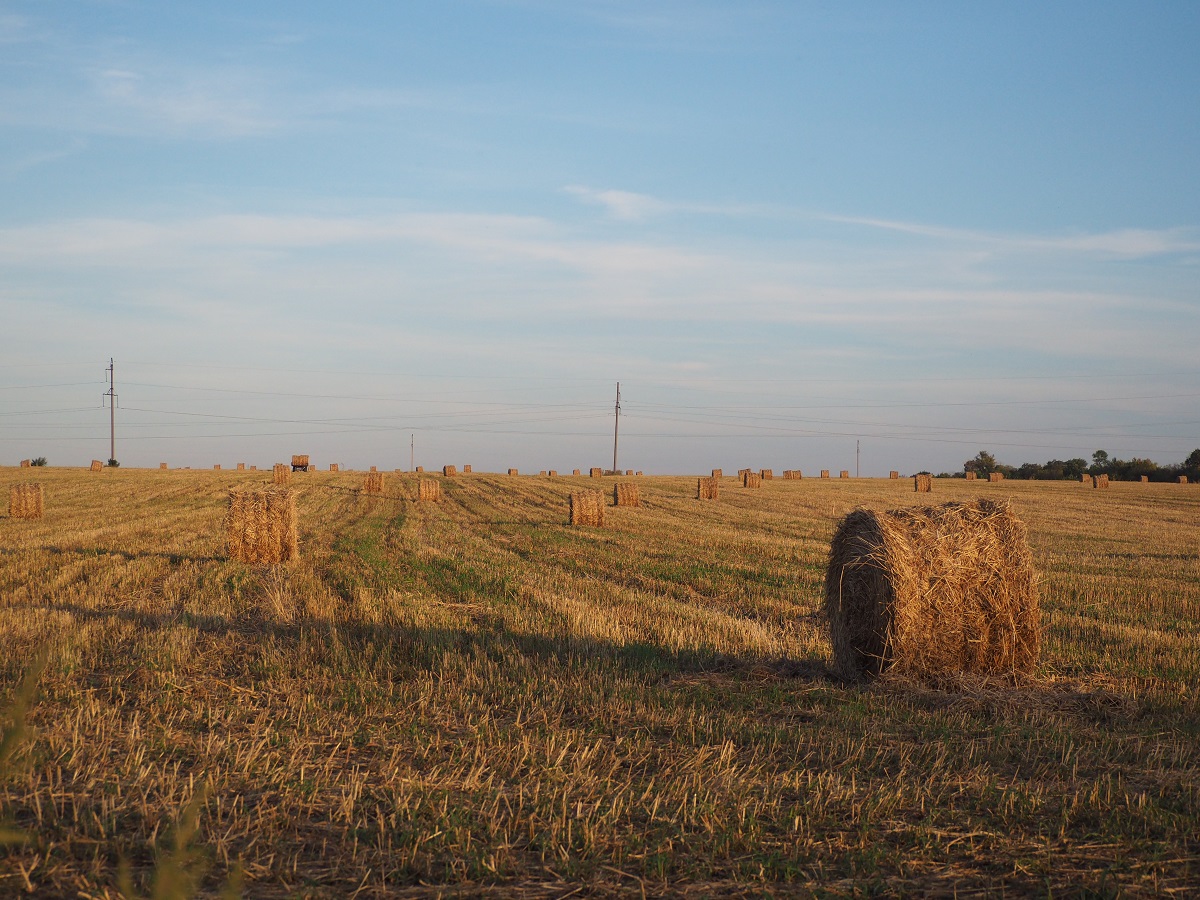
[1,1,1198,475]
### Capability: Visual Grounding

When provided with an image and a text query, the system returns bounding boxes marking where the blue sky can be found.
[2,1,1198,474]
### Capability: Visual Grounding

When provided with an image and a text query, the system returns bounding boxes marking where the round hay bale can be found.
[824,499,1040,681]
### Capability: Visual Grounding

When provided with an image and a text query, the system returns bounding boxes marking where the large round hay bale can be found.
[824,499,1039,681]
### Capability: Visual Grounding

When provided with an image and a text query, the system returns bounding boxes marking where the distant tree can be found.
[30,457,47,467]
[1090,450,1110,474]
[1016,462,1046,480]
[964,451,998,477]
[106,458,120,468]
[1063,458,1088,479]
[1184,449,1200,481]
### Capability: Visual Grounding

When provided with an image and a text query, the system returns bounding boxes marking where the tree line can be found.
[940,449,1200,482]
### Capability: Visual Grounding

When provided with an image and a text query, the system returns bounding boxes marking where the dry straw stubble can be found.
[569,490,604,526]
[824,499,1040,681]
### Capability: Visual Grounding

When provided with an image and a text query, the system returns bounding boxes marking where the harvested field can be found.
[0,470,1196,896]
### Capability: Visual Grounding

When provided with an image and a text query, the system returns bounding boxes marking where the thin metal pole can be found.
[106,358,116,463]
[411,434,414,473]
[856,439,860,478]
[612,382,620,474]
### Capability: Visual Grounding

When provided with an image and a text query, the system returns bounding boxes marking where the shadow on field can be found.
[0,544,222,564]
[19,598,838,686]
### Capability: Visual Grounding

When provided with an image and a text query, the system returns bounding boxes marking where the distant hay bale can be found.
[590,467,603,478]
[463,465,472,474]
[160,463,168,470]
[226,487,298,565]
[548,470,558,477]
[237,463,245,471]
[889,471,899,480]
[697,477,719,500]
[214,464,221,470]
[250,466,257,471]
[784,469,802,480]
[291,455,310,473]
[572,469,581,476]
[614,482,640,507]
[19,459,30,468]
[370,466,378,473]
[760,469,774,480]
[415,466,423,473]
[738,468,751,478]
[821,470,830,479]
[330,463,339,472]
[712,469,723,478]
[840,470,850,479]
[272,463,290,485]
[539,471,547,476]
[569,490,604,526]
[636,471,643,476]
[989,472,1004,483]
[443,465,457,477]
[824,499,1040,681]
[9,483,44,520]
[743,471,762,488]
[1180,476,1189,484]
[914,474,932,493]
[966,472,977,481]
[90,460,103,472]
[1081,474,1090,484]
[363,471,384,494]
[1140,475,1148,483]
[626,469,634,476]
[1092,474,1110,489]
[508,468,519,476]
[419,479,441,502]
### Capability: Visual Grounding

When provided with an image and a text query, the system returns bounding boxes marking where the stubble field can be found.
[1,467,1198,896]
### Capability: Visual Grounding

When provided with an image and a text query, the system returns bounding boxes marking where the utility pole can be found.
[103,358,117,464]
[856,439,860,478]
[612,382,620,474]
[410,434,414,473]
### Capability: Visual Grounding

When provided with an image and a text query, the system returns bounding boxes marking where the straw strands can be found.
[824,499,1040,681]
[697,477,719,500]
[914,474,932,493]
[363,471,384,494]
[614,483,640,508]
[419,480,441,502]
[569,490,604,527]
[743,471,762,488]
[9,483,43,519]
[272,464,290,485]
[226,487,299,565]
